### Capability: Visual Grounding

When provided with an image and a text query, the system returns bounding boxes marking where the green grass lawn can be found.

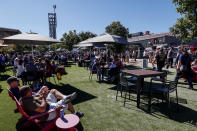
[0,62,197,131]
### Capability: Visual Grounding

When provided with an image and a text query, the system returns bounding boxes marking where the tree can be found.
[49,43,64,51]
[105,21,129,38]
[105,21,130,53]
[60,30,80,51]
[13,44,31,52]
[169,17,191,43]
[35,45,49,52]
[78,31,97,41]
[60,30,97,51]
[172,0,197,15]
[170,0,197,43]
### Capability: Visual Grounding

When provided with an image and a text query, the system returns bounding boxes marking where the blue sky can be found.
[0,0,180,39]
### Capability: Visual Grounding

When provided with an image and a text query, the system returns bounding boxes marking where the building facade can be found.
[128,32,181,48]
[0,27,21,41]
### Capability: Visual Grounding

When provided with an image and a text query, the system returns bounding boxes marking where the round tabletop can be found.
[56,114,80,129]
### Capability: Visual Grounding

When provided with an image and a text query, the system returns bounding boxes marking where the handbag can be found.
[180,65,188,72]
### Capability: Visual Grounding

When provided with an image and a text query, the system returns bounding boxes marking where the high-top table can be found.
[122,69,164,108]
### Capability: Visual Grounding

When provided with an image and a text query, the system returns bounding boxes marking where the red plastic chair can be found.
[7,88,61,131]
[7,88,15,100]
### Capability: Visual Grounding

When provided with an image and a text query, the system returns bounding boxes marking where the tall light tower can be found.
[48,5,57,39]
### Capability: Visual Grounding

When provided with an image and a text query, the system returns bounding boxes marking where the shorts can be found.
[46,93,68,121]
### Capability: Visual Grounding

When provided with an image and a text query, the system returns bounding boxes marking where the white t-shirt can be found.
[14,58,18,67]
[17,65,25,77]
[126,51,130,57]
[109,62,116,69]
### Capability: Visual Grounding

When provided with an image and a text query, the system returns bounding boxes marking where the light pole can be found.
[53,4,56,13]
[48,5,57,39]
[48,5,57,51]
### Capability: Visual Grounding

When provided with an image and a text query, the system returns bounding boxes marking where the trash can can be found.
[141,59,148,68]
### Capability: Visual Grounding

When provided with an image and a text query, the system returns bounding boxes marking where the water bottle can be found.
[60,108,64,119]
[36,83,39,89]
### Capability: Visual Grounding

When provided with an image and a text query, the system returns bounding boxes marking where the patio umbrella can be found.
[3,33,62,55]
[78,33,128,45]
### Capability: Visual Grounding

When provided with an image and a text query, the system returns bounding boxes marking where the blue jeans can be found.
[157,64,163,72]
[97,69,101,81]
[174,71,193,88]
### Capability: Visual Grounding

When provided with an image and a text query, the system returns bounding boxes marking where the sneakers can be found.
[75,112,84,118]
[62,92,77,104]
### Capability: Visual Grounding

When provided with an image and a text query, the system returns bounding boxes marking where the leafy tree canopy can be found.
[105,21,130,53]
[60,30,96,51]
[170,0,197,43]
[105,21,129,38]
[78,31,97,41]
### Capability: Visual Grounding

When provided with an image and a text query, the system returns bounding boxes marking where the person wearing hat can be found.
[19,86,84,121]
[7,77,21,100]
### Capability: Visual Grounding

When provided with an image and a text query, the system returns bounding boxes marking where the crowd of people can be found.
[1,45,197,130]
[77,50,124,82]
[76,46,197,88]
[0,52,70,86]
[3,51,84,125]
[147,46,197,89]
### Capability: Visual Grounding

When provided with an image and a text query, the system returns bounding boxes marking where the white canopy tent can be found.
[3,33,62,54]
[78,33,128,45]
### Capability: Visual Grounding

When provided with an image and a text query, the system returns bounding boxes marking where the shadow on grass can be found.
[0,88,3,93]
[110,83,197,126]
[150,102,197,127]
[65,61,76,67]
[0,74,11,81]
[5,66,13,71]
[45,82,97,105]
[125,64,141,70]
[177,82,197,91]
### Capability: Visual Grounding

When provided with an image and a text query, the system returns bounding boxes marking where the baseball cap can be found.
[7,77,20,84]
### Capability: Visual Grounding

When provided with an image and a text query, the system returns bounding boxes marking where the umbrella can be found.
[3,33,62,54]
[78,33,128,45]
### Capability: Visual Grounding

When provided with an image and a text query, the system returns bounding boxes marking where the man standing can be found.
[153,48,167,72]
[175,49,193,89]
[167,47,174,68]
